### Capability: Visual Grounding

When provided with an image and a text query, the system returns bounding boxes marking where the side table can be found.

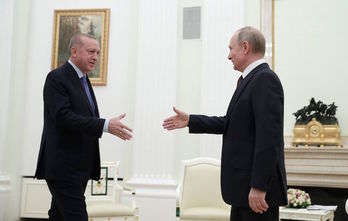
[279,206,335,221]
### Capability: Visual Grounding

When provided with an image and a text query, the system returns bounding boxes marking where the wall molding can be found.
[285,146,348,188]
[127,178,177,199]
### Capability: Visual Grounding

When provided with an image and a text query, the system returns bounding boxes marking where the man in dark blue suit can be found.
[35,34,133,221]
[163,26,287,221]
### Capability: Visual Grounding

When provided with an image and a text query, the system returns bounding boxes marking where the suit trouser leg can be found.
[46,179,88,221]
[47,194,63,221]
[230,206,279,221]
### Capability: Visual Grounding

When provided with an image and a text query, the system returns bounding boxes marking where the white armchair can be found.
[179,157,230,221]
[86,161,138,221]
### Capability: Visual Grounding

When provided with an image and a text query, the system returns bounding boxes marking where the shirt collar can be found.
[68,59,85,79]
[241,58,266,79]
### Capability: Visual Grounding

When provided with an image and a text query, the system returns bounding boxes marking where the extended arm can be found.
[163,107,226,134]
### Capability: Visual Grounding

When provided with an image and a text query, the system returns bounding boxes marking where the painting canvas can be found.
[51,9,110,85]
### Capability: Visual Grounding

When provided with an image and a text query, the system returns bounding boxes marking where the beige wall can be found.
[274,0,348,135]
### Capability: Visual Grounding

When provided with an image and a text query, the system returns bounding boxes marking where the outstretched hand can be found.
[108,113,133,140]
[162,107,189,130]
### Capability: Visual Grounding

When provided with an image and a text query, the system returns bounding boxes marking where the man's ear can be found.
[242,41,250,54]
[70,47,77,58]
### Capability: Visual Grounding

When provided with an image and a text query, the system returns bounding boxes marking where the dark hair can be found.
[237,26,265,55]
[68,33,97,50]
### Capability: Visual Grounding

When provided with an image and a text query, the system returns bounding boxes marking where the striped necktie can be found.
[81,75,95,115]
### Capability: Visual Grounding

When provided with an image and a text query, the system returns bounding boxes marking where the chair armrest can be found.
[117,183,137,210]
[122,184,136,195]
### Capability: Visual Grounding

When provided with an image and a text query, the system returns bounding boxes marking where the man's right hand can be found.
[108,113,133,140]
[249,187,268,214]
[162,107,189,131]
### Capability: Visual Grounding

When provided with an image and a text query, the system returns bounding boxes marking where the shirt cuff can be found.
[103,119,109,132]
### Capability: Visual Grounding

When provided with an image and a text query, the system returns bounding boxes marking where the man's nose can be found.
[92,53,98,60]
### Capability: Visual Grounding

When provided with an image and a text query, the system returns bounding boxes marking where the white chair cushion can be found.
[182,164,229,209]
[180,207,230,220]
[87,201,134,217]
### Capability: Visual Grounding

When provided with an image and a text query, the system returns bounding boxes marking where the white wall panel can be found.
[132,0,177,180]
[0,0,15,173]
[199,0,244,158]
[129,1,178,220]
[274,0,348,136]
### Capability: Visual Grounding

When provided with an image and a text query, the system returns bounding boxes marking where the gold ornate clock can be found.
[292,118,342,147]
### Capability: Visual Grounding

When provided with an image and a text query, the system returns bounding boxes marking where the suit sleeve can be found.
[44,72,105,137]
[188,115,226,134]
[250,72,284,191]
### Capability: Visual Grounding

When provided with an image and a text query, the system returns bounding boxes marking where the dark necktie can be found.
[81,75,95,114]
[237,75,243,86]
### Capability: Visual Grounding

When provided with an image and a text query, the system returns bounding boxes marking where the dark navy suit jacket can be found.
[35,62,105,182]
[188,63,287,207]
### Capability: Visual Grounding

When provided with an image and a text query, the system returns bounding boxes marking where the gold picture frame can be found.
[51,9,110,85]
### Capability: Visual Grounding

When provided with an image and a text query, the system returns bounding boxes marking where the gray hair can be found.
[68,33,97,50]
[237,26,265,55]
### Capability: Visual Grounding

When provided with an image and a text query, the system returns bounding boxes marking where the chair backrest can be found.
[85,161,122,203]
[180,157,230,210]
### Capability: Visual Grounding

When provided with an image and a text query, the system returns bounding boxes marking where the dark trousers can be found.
[230,206,279,221]
[46,179,88,221]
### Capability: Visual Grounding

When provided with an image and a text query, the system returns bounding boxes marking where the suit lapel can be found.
[224,63,270,131]
[65,62,96,116]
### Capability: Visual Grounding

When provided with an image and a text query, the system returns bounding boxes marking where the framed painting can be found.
[51,9,110,85]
